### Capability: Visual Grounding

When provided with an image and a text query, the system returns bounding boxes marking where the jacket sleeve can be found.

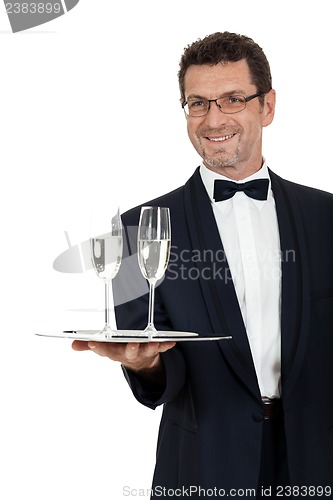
[122,346,186,410]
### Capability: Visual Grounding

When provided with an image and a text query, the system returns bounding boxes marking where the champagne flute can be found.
[138,206,171,339]
[90,207,123,338]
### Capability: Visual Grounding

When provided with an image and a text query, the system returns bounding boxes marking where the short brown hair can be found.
[178,32,272,102]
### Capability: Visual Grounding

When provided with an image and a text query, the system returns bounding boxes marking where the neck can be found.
[203,159,264,181]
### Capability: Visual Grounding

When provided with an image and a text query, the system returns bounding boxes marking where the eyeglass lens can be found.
[185,95,246,116]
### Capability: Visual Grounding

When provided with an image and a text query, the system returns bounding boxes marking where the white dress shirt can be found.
[200,162,281,398]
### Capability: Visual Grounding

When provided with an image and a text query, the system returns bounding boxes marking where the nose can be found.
[204,101,229,128]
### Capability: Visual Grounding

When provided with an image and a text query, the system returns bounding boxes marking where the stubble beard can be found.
[196,127,242,172]
[202,148,239,170]
[199,140,241,172]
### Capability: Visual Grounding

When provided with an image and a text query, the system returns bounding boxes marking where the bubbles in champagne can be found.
[91,235,122,281]
[138,239,171,283]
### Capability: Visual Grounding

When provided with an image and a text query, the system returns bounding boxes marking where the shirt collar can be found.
[199,160,273,210]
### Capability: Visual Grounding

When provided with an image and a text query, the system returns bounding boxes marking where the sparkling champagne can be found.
[91,235,122,281]
[138,239,171,283]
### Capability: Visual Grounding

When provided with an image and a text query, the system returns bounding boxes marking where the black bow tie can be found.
[213,178,269,202]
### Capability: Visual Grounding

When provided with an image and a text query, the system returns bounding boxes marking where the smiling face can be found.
[183,59,276,180]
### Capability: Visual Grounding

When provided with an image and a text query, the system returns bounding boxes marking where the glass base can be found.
[140,325,169,340]
[95,325,122,339]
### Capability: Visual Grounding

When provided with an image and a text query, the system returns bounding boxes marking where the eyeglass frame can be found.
[181,91,266,117]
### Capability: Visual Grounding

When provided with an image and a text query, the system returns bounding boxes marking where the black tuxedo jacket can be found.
[114,168,333,495]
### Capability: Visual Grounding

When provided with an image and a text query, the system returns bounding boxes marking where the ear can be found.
[262,89,276,127]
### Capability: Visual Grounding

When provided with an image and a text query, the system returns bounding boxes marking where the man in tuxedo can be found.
[73,32,333,498]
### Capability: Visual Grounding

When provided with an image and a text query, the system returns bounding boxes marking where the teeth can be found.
[208,134,234,142]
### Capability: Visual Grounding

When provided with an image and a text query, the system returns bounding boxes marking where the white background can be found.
[0,1,332,499]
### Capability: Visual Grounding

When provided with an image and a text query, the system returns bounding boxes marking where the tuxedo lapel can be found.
[269,171,311,397]
[184,168,261,400]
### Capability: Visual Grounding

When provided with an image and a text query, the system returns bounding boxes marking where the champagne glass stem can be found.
[145,281,157,337]
[147,281,156,330]
[104,281,110,328]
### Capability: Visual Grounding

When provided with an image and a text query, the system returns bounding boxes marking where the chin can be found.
[203,155,238,171]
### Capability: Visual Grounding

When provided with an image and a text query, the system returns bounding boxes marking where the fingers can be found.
[72,340,176,371]
[71,339,123,358]
[86,341,128,360]
[124,342,158,361]
[158,341,176,352]
[120,341,176,371]
[71,340,90,351]
[122,341,175,364]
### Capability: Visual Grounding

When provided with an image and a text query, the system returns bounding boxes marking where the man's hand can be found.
[72,340,176,373]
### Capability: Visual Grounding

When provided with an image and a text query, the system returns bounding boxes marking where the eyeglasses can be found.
[182,92,265,117]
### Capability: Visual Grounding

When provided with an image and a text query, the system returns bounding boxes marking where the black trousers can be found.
[257,417,290,498]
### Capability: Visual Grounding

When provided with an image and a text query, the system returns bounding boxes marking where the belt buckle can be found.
[262,397,281,420]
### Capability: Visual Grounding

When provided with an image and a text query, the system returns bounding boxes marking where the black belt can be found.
[262,398,282,420]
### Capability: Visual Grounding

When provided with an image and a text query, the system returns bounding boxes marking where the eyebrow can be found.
[186,90,247,100]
